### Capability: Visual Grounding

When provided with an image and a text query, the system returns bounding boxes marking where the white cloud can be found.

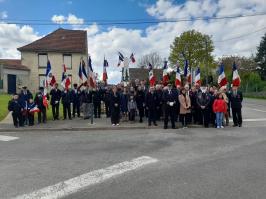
[0,24,39,58]
[51,14,84,25]
[0,11,7,19]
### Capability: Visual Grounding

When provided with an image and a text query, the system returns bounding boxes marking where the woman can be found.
[110,86,121,126]
[178,87,191,128]
[120,87,128,122]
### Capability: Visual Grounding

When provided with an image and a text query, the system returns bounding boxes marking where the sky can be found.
[1,0,266,84]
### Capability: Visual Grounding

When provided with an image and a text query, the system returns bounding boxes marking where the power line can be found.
[1,12,266,26]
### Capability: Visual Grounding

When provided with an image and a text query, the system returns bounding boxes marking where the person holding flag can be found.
[162,59,169,86]
[218,63,228,87]
[27,98,39,126]
[34,87,49,124]
[148,63,156,87]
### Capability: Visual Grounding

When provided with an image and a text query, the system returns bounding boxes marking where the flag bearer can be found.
[71,83,81,118]
[229,86,243,127]
[61,88,72,120]
[145,86,158,126]
[34,87,48,124]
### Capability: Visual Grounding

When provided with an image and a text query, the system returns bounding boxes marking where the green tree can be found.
[169,30,215,75]
[255,32,266,80]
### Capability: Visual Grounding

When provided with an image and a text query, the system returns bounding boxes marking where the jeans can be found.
[216,112,224,127]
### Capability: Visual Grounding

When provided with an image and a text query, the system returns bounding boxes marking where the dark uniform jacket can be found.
[229,91,243,109]
[110,93,121,111]
[136,90,145,108]
[8,99,22,114]
[145,92,158,110]
[50,89,61,105]
[34,92,49,110]
[61,91,72,104]
[92,90,102,105]
[70,89,81,104]
[197,92,211,108]
[19,90,33,108]
[81,90,93,104]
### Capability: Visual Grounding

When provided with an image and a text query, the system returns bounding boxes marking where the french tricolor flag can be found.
[162,60,169,86]
[61,64,71,90]
[103,58,108,83]
[148,63,156,87]
[195,67,201,86]
[232,61,241,87]
[175,62,181,87]
[29,105,40,113]
[184,60,191,84]
[218,63,228,87]
[78,60,88,82]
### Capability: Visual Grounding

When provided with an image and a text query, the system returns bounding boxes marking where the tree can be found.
[255,32,266,80]
[169,30,215,77]
[138,52,163,69]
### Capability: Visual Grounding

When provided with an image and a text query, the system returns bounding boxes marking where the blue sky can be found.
[0,0,266,83]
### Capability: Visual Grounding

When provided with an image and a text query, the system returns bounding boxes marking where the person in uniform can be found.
[135,86,145,123]
[8,93,23,128]
[61,88,72,120]
[229,86,243,127]
[163,84,178,129]
[34,87,49,124]
[50,83,61,120]
[19,86,33,125]
[103,86,111,118]
[71,83,81,118]
[145,86,158,126]
[155,84,163,121]
[93,86,102,118]
[81,86,94,120]
[197,86,211,128]
[110,86,121,126]
[27,98,36,126]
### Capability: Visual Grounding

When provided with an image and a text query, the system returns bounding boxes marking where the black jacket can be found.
[136,90,145,108]
[197,92,211,108]
[8,99,22,114]
[145,92,158,110]
[61,90,72,104]
[110,93,121,111]
[229,91,243,109]
[19,90,33,108]
[93,90,102,104]
[34,92,49,109]
[71,89,81,104]
[50,89,61,105]
[81,90,93,104]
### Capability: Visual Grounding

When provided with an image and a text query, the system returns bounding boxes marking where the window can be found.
[63,54,72,69]
[38,53,48,67]
[39,75,46,88]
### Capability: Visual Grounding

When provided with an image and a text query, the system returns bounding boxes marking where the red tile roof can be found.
[0,59,30,71]
[18,28,87,53]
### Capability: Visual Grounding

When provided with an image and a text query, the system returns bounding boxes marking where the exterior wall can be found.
[3,68,29,93]
[21,51,87,93]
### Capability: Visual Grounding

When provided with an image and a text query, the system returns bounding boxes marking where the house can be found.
[17,28,88,93]
[0,59,30,94]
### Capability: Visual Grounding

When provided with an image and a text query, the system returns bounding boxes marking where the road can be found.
[0,98,266,199]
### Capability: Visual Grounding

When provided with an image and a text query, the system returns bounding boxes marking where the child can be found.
[27,98,38,126]
[8,93,23,128]
[213,92,227,128]
[128,95,137,122]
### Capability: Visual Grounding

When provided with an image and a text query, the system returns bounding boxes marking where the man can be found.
[93,86,102,118]
[145,86,158,126]
[8,93,23,127]
[103,86,111,118]
[19,86,33,125]
[34,87,48,123]
[50,83,61,120]
[190,86,198,124]
[229,86,243,127]
[155,84,163,121]
[197,86,211,128]
[81,87,94,119]
[61,88,72,120]
[136,86,145,123]
[71,83,81,118]
[163,84,178,129]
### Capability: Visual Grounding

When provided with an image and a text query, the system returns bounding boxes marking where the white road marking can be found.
[0,135,19,141]
[245,107,266,113]
[13,156,158,199]
[243,118,266,122]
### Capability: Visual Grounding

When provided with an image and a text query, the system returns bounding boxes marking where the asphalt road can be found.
[0,98,266,199]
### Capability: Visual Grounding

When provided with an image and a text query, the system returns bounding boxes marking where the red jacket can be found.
[213,99,227,113]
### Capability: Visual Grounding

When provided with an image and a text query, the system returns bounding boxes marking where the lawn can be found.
[0,94,12,121]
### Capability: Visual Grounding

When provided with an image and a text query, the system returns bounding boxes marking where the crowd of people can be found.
[7,80,243,129]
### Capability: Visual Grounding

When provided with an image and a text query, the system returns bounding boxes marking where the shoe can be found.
[154,123,158,126]
[164,126,168,129]
[112,124,115,126]
[116,123,120,126]
[239,124,242,127]
[233,124,238,127]
[148,123,151,126]
[217,126,220,128]
[172,126,176,129]
[221,126,224,128]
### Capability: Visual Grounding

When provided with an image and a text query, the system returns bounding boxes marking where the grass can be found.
[46,104,64,120]
[0,94,12,121]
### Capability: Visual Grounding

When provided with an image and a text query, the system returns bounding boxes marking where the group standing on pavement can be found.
[7,80,243,129]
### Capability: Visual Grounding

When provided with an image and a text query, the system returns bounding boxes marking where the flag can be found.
[195,67,201,85]
[130,53,136,63]
[232,61,241,87]
[29,105,40,113]
[87,56,96,88]
[103,58,108,83]
[61,64,71,90]
[184,60,191,84]
[162,60,169,86]
[45,60,56,87]
[175,62,181,87]
[218,63,228,87]
[117,52,124,66]
[78,60,88,82]
[148,63,156,86]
